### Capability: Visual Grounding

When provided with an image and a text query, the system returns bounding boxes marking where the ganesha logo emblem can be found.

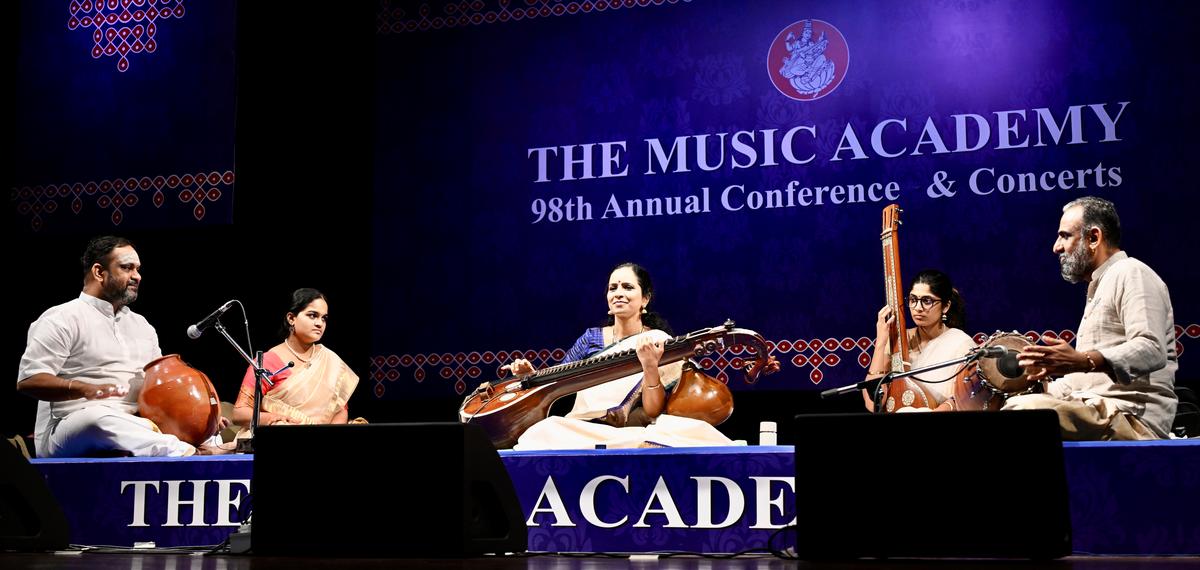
[767,19,849,101]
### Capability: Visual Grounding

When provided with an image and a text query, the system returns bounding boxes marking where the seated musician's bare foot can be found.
[603,407,629,427]
[196,441,237,455]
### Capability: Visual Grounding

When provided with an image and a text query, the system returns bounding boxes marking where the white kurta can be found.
[18,293,194,457]
[1005,252,1177,439]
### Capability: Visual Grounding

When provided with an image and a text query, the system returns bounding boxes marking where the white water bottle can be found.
[759,421,777,446]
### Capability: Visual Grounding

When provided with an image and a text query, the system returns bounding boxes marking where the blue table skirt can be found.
[30,440,1199,555]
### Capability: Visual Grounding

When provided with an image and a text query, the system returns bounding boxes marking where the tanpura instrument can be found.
[459,320,779,448]
[878,205,938,412]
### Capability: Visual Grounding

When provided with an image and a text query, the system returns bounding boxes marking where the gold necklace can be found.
[611,325,648,344]
[284,338,317,366]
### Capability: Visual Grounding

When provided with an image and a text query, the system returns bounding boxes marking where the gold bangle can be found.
[1085,352,1098,372]
[67,379,74,393]
[644,383,661,389]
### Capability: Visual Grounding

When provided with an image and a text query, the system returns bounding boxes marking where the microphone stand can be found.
[820,349,988,408]
[203,313,296,554]
[209,321,292,453]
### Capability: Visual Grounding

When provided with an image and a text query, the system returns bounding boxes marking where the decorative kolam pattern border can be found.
[369,324,1198,398]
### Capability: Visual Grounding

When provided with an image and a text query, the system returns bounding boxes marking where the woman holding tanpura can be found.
[232,288,359,432]
[863,269,977,412]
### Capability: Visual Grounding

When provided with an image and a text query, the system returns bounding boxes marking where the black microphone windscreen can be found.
[997,352,1025,378]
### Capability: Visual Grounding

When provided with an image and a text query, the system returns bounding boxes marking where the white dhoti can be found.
[41,405,195,458]
[1002,392,1156,441]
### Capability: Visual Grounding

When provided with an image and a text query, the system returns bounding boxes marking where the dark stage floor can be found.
[2,552,1198,570]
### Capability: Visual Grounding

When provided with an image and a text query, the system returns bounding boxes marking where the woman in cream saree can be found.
[232,288,358,433]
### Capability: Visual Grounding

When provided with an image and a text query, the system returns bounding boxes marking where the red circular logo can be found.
[767,19,849,101]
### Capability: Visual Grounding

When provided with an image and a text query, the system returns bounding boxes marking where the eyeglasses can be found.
[907,295,943,309]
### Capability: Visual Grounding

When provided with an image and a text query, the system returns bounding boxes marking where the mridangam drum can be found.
[952,332,1038,411]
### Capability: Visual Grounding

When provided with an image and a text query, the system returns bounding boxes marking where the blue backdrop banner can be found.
[371,0,1197,401]
[13,0,237,232]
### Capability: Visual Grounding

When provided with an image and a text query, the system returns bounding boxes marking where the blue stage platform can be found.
[30,440,1199,555]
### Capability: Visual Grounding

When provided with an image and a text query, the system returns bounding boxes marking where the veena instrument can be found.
[459,320,779,448]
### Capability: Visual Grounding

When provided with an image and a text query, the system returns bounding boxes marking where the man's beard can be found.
[101,277,138,305]
[1058,241,1091,284]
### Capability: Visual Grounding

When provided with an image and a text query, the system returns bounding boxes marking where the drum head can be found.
[977,333,1033,393]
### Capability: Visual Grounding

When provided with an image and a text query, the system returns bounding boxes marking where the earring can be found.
[641,307,648,314]
[941,313,948,323]
[607,309,614,315]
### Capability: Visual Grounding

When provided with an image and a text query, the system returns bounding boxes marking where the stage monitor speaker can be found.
[251,423,527,557]
[0,442,71,552]
[792,409,1071,560]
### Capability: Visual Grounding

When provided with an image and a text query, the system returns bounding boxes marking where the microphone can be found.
[821,346,1025,401]
[976,346,1025,378]
[995,350,1025,379]
[820,376,890,399]
[186,300,235,339]
[975,345,1008,358]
